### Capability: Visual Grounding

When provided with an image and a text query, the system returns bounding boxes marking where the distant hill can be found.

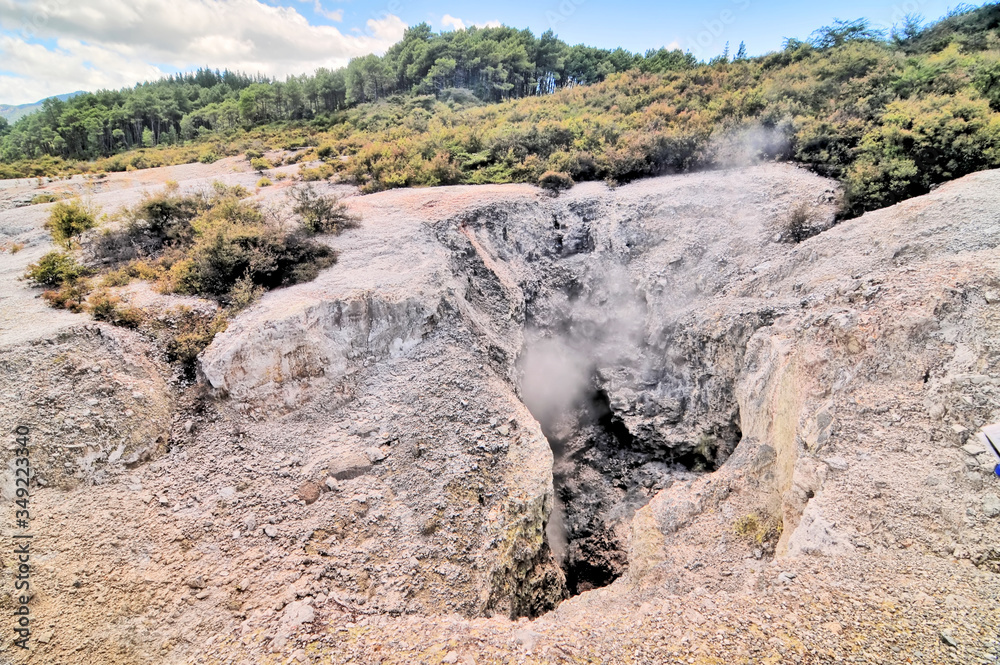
[0,91,85,122]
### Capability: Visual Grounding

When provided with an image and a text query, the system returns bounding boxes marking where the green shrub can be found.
[289,185,360,235]
[162,195,337,299]
[24,251,89,287]
[161,306,229,376]
[538,171,575,192]
[211,182,249,199]
[227,273,266,311]
[299,163,335,181]
[88,192,200,265]
[257,177,273,188]
[250,157,273,172]
[780,202,818,243]
[29,193,60,204]
[45,200,97,248]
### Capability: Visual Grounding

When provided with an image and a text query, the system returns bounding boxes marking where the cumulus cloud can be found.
[313,1,343,22]
[440,14,501,31]
[0,0,406,104]
[441,14,466,31]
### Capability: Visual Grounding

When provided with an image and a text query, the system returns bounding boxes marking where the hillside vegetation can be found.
[2,4,1000,214]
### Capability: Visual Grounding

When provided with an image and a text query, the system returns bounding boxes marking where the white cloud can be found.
[313,1,342,22]
[441,14,466,31]
[440,15,501,32]
[0,0,406,104]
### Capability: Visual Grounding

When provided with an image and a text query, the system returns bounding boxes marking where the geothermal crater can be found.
[4,161,1000,663]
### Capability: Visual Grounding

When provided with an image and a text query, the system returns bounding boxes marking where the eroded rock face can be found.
[198,164,843,606]
[0,325,174,494]
[630,168,1000,588]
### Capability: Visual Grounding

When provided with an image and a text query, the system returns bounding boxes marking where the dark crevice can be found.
[525,368,738,598]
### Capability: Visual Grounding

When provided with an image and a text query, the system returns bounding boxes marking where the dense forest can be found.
[2,3,1000,215]
[0,27,695,162]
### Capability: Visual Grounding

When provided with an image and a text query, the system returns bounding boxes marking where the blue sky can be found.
[0,0,986,106]
[285,0,977,56]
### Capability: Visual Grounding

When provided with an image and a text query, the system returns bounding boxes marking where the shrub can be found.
[164,196,337,299]
[273,172,290,181]
[211,182,249,199]
[41,282,90,312]
[199,152,219,164]
[250,157,272,172]
[299,163,335,181]
[257,177,273,188]
[245,148,264,160]
[24,251,89,287]
[87,192,200,265]
[29,193,60,204]
[289,185,360,235]
[780,202,819,243]
[45,200,97,248]
[161,307,229,376]
[227,273,266,311]
[88,292,145,328]
[538,170,575,192]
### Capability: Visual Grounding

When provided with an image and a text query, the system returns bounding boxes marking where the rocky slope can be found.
[0,161,998,664]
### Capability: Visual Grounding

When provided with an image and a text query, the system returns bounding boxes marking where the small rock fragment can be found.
[823,457,848,471]
[281,600,315,628]
[983,493,1000,518]
[962,441,987,456]
[297,481,322,505]
[186,575,207,590]
[365,447,387,463]
[264,525,278,538]
[777,572,796,584]
[512,629,542,652]
[329,452,373,480]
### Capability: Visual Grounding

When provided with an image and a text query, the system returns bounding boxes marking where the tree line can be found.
[0,25,696,163]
